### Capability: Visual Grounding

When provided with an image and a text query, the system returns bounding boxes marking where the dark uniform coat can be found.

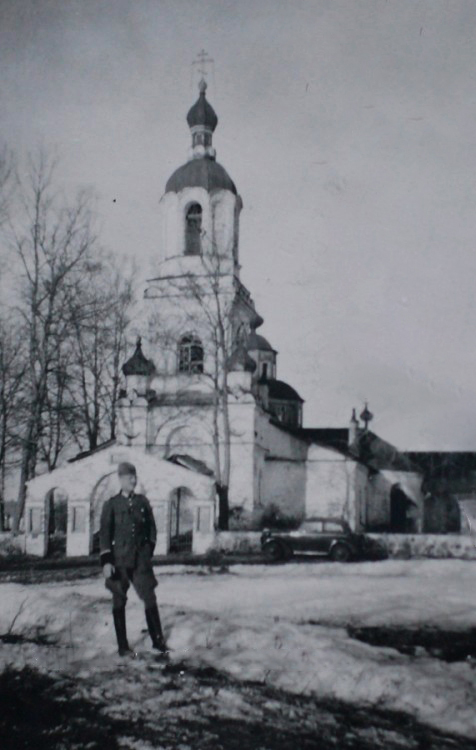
[99,492,158,608]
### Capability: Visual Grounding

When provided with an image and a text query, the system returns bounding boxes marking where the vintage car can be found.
[260,517,385,562]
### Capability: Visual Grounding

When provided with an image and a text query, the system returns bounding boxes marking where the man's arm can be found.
[99,498,114,567]
[145,498,157,554]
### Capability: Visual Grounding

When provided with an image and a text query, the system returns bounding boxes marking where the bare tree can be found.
[101,262,136,443]
[0,145,15,229]
[0,317,25,530]
[0,145,20,530]
[181,246,236,530]
[10,151,97,529]
[67,254,135,451]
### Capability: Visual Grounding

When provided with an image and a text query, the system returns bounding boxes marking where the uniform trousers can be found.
[105,557,158,610]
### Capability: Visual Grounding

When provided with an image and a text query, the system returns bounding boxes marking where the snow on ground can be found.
[1,559,476,738]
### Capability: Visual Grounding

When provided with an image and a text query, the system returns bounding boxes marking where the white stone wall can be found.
[252,409,308,523]
[157,186,240,273]
[260,459,307,520]
[369,533,476,559]
[304,444,360,528]
[143,275,236,377]
[366,472,391,528]
[354,462,369,532]
[135,380,258,516]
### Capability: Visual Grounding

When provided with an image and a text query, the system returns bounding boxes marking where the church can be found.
[23,80,469,558]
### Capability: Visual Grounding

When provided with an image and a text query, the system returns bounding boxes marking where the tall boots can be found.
[145,604,168,653]
[113,604,167,656]
[112,607,133,656]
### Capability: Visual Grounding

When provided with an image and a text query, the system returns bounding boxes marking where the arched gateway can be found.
[24,446,216,558]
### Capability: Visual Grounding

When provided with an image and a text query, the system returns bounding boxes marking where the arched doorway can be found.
[390,484,417,533]
[169,487,195,554]
[90,472,118,554]
[46,488,68,557]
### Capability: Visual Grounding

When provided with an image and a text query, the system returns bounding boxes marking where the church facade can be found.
[114,80,425,537]
[24,80,465,558]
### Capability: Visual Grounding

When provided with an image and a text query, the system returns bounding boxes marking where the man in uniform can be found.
[99,461,167,656]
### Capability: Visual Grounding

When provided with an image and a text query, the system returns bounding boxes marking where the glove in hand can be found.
[102,563,115,579]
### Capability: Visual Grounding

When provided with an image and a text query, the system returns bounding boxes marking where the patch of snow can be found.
[0,560,475,738]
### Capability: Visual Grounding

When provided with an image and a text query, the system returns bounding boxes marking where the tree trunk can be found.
[14,446,30,532]
[14,408,39,531]
[216,482,229,531]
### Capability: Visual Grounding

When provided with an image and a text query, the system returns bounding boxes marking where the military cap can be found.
[117,461,137,476]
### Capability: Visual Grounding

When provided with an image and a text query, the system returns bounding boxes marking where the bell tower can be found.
[157,78,242,278]
[138,78,263,385]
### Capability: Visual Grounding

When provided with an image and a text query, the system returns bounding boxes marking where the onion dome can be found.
[360,402,374,430]
[250,311,264,330]
[165,77,237,195]
[227,344,257,373]
[165,158,237,194]
[122,337,156,377]
[186,78,218,131]
[246,331,276,353]
[266,379,304,403]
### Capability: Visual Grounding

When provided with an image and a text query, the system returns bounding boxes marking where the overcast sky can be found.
[1,0,475,450]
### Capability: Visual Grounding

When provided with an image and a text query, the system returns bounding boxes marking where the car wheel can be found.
[263,541,285,562]
[330,543,352,562]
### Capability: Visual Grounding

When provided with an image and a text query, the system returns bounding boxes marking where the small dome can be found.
[227,344,257,373]
[165,158,237,195]
[246,331,275,352]
[250,312,264,330]
[186,80,218,132]
[122,338,155,377]
[266,379,304,403]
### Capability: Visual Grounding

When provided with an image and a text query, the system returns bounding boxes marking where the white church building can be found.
[24,81,424,557]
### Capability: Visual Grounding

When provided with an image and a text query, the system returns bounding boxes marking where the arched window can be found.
[185,203,202,255]
[178,334,204,374]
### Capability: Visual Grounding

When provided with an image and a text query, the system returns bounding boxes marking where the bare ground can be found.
[1,656,475,750]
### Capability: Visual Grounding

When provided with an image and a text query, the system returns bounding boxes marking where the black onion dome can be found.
[266,379,304,403]
[165,159,237,195]
[186,80,218,131]
[122,338,155,377]
[246,331,275,352]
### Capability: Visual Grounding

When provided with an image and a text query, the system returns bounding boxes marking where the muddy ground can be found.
[1,656,475,750]
[2,560,476,748]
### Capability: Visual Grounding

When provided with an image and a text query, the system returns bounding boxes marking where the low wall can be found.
[212,531,262,554]
[369,533,476,560]
[212,531,476,560]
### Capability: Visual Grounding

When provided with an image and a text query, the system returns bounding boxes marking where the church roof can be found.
[297,428,350,452]
[356,431,415,472]
[165,158,237,195]
[122,338,156,377]
[265,378,304,403]
[186,80,218,131]
[404,451,476,479]
[246,331,275,352]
